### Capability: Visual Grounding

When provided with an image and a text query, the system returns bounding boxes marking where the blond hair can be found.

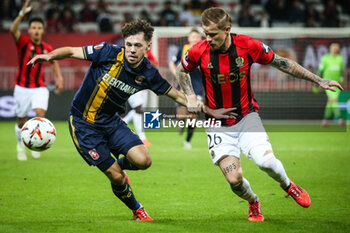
[201,7,232,30]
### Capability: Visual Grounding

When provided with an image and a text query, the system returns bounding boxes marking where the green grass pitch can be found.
[0,121,349,233]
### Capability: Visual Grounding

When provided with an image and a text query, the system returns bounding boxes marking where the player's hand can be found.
[20,0,32,16]
[27,54,51,67]
[186,94,202,114]
[203,106,237,119]
[319,79,344,92]
[55,78,63,94]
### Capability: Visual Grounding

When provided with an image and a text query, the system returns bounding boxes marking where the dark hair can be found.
[121,19,154,42]
[29,17,45,27]
[201,7,232,30]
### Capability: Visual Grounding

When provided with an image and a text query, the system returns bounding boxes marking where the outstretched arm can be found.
[175,63,201,113]
[10,0,32,41]
[270,54,343,92]
[27,47,85,66]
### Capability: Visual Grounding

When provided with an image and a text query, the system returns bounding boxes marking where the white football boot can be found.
[17,146,27,161]
[184,141,192,150]
[31,151,41,159]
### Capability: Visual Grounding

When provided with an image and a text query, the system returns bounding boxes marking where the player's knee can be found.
[249,144,275,169]
[134,152,152,170]
[34,108,46,117]
[17,121,25,128]
[138,156,152,169]
[17,118,27,128]
[226,173,243,186]
[134,106,142,114]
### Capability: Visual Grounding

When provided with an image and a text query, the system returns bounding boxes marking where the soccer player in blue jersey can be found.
[28,19,235,221]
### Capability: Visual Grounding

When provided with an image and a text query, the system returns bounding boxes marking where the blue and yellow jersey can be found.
[71,42,172,125]
[172,44,203,96]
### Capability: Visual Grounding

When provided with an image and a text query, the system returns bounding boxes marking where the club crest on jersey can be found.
[261,42,270,54]
[207,62,213,69]
[94,43,104,50]
[235,57,244,67]
[88,149,100,160]
[135,75,145,84]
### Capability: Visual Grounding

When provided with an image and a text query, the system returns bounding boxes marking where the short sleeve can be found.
[16,35,30,48]
[148,70,172,95]
[249,39,274,65]
[181,44,201,72]
[82,42,119,63]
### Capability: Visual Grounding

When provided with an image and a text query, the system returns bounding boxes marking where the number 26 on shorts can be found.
[208,134,222,149]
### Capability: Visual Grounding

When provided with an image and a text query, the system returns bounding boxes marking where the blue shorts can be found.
[68,114,143,172]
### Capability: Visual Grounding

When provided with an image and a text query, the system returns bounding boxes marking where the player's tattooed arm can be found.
[175,63,196,96]
[270,54,343,92]
[175,64,202,113]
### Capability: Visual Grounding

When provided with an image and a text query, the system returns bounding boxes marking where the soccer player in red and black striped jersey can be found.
[10,0,63,161]
[176,7,343,221]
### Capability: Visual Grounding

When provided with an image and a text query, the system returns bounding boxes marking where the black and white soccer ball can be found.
[21,117,56,151]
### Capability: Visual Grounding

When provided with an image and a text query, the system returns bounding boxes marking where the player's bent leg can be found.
[218,156,263,221]
[249,145,310,207]
[249,144,290,189]
[126,145,152,170]
[105,162,152,220]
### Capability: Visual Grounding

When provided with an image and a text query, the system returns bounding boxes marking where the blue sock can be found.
[111,182,141,211]
[117,156,139,170]
[186,126,195,142]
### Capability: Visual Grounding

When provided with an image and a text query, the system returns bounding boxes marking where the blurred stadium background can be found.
[0,0,349,122]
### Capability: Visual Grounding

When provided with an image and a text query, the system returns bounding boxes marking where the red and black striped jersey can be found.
[14,35,53,88]
[182,33,274,126]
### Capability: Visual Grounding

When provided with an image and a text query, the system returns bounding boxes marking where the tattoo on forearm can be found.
[271,54,323,85]
[223,162,236,174]
[176,65,195,95]
[272,55,289,69]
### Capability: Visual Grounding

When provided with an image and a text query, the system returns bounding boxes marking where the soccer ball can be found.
[21,117,56,152]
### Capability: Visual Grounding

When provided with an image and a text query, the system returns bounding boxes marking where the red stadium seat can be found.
[133,2,144,8]
[148,2,158,10]
[229,2,238,11]
[117,2,129,7]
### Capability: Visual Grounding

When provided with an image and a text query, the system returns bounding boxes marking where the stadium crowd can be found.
[0,0,349,33]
